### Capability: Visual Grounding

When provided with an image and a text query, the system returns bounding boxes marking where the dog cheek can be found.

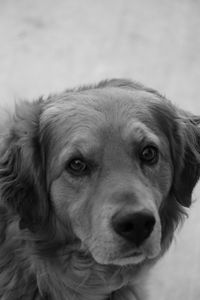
[65,191,95,243]
[50,179,72,221]
[150,164,172,209]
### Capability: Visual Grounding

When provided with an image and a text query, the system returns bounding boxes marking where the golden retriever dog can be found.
[0,79,200,300]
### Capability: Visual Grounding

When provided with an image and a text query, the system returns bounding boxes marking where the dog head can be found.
[0,79,200,266]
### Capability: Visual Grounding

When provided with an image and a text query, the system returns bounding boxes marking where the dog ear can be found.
[0,100,49,232]
[149,100,200,208]
[173,114,200,207]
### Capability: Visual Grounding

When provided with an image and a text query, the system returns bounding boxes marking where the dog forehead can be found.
[41,87,165,159]
[42,88,168,181]
[42,87,159,130]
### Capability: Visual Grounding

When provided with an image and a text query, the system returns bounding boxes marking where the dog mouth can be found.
[118,247,146,262]
[123,250,143,258]
[110,250,145,266]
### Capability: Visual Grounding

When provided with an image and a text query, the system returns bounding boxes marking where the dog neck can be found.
[0,215,144,300]
[34,245,139,300]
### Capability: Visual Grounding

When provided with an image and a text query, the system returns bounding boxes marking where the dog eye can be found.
[66,158,88,176]
[140,146,159,165]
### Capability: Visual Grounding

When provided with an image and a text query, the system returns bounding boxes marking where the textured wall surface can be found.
[0,1,200,299]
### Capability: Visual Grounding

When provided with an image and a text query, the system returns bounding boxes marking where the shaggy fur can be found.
[0,79,200,300]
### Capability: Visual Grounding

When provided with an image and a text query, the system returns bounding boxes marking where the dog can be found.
[0,79,200,300]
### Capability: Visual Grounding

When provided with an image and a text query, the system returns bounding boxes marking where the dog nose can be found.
[112,211,156,247]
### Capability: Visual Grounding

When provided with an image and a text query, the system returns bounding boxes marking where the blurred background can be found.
[0,0,200,299]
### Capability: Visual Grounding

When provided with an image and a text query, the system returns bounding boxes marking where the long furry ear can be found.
[0,100,49,232]
[149,99,200,208]
[173,114,200,207]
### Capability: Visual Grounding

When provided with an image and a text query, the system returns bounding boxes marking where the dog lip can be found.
[122,250,143,258]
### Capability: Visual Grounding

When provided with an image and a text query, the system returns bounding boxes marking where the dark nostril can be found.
[144,218,155,234]
[116,219,135,235]
[112,211,156,247]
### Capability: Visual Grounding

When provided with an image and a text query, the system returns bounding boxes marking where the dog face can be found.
[47,88,172,265]
[1,79,200,267]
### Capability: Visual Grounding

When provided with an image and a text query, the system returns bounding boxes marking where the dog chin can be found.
[91,251,146,266]
[111,254,146,266]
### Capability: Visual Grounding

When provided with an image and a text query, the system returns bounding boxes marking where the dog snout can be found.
[112,210,156,247]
